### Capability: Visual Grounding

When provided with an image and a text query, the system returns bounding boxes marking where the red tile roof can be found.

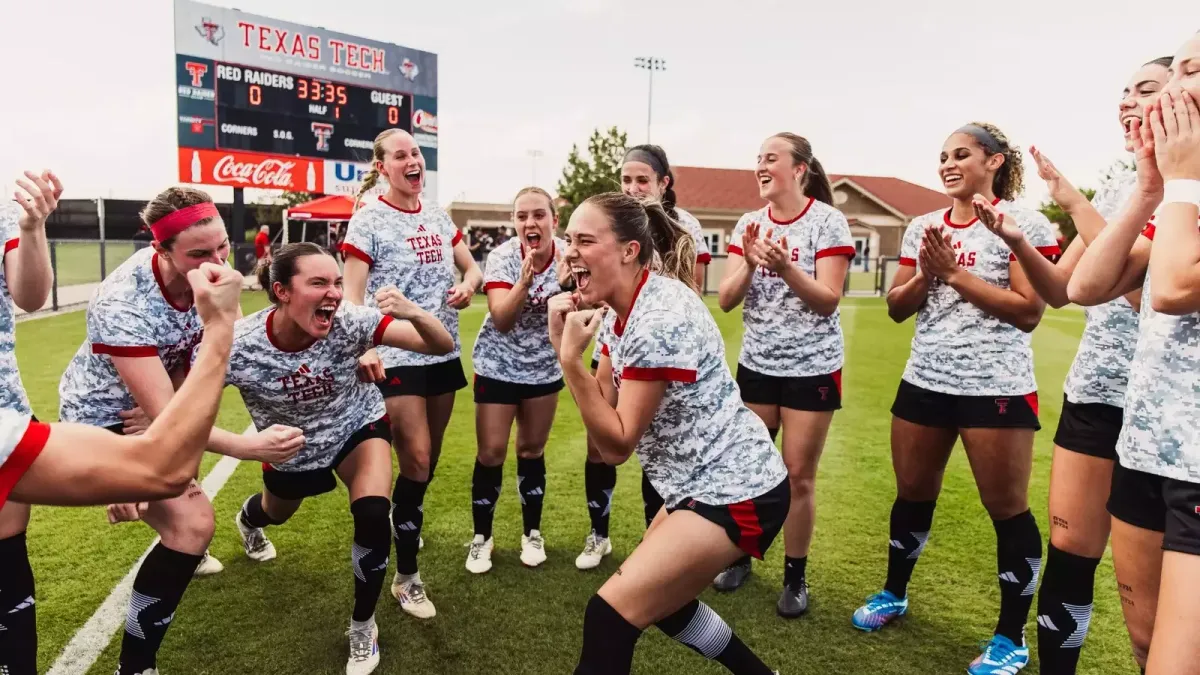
[672,166,950,218]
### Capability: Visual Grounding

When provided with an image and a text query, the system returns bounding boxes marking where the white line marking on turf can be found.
[45,428,250,675]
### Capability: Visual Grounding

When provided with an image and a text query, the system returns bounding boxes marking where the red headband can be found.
[151,203,220,241]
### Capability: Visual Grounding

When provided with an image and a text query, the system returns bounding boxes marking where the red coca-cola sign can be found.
[178,148,324,192]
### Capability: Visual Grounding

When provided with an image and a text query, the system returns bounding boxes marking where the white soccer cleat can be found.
[419,536,424,551]
[133,670,160,675]
[521,530,547,568]
[465,534,494,574]
[391,572,436,619]
[193,550,223,577]
[235,513,277,562]
[346,620,381,674]
[575,531,612,570]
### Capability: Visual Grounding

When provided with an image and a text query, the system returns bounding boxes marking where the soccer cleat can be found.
[193,549,223,577]
[132,670,160,675]
[776,581,809,618]
[712,559,752,592]
[235,511,277,562]
[346,620,381,674]
[419,536,424,551]
[575,531,612,570]
[521,530,547,567]
[392,572,436,619]
[967,635,1029,675]
[852,590,908,631]
[465,535,494,574]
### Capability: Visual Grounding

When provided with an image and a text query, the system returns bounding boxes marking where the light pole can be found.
[633,57,665,143]
[527,149,543,186]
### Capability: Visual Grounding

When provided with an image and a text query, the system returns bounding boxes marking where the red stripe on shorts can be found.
[728,500,764,559]
[1023,392,1039,417]
[831,369,843,396]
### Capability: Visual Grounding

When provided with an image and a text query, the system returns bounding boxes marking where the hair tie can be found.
[956,124,1004,155]
[623,149,667,177]
[150,203,220,241]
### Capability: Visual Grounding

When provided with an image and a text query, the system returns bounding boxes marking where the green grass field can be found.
[50,242,137,287]
[14,296,1136,674]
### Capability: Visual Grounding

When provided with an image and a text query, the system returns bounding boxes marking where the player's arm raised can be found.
[5,171,59,312]
[373,285,454,355]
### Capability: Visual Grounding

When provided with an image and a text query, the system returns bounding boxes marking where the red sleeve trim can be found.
[898,257,917,267]
[451,230,463,246]
[815,245,856,260]
[484,281,514,291]
[0,421,50,508]
[600,344,610,357]
[372,316,395,346]
[4,238,18,254]
[727,244,744,256]
[92,344,159,357]
[621,366,697,383]
[1035,245,1062,259]
[340,243,373,265]
[696,252,712,264]
[1142,223,1156,241]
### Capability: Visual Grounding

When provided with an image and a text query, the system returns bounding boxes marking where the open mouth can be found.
[943,173,964,189]
[757,174,772,189]
[1121,116,1139,134]
[572,266,591,291]
[404,168,422,188]
[314,303,337,328]
[525,232,542,248]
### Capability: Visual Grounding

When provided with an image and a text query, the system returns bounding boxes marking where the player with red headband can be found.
[57,188,304,675]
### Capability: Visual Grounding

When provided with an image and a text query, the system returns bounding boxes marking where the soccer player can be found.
[715,133,854,616]
[226,243,451,674]
[620,145,712,288]
[979,57,1170,674]
[466,187,568,573]
[343,128,483,619]
[56,187,304,675]
[554,192,788,675]
[850,123,1059,675]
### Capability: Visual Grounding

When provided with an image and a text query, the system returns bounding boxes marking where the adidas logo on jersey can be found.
[417,224,427,232]
[388,376,402,386]
[296,363,312,375]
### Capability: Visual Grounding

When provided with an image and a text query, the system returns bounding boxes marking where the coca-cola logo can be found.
[213,155,297,188]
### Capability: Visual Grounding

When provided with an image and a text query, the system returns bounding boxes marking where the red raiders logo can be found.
[311,123,334,152]
[818,386,830,401]
[195,18,224,46]
[185,62,208,87]
[995,398,1010,415]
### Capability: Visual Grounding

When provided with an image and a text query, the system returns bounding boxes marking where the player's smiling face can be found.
[513,191,556,255]
[621,161,666,202]
[377,131,425,197]
[1119,62,1169,152]
[939,134,999,200]
[756,136,803,202]
[158,220,231,277]
[564,202,630,306]
[274,254,343,339]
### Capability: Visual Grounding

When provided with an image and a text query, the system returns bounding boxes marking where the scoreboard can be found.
[174,0,438,196]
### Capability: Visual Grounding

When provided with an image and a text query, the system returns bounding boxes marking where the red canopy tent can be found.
[286,195,356,221]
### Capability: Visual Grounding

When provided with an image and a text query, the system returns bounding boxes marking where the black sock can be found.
[1036,543,1098,674]
[391,476,429,576]
[350,496,391,622]
[641,473,665,528]
[768,428,779,442]
[518,456,547,536]
[584,460,617,538]
[239,493,280,529]
[117,544,203,674]
[883,498,936,599]
[994,510,1042,644]
[656,599,773,675]
[575,594,642,675]
[0,532,36,675]
[784,556,807,589]
[471,461,503,539]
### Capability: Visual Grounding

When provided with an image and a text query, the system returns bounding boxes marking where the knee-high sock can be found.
[517,456,546,536]
[584,461,617,538]
[117,544,203,674]
[1036,544,1099,674]
[471,461,503,539]
[239,492,284,529]
[994,510,1043,644]
[350,496,391,622]
[391,476,429,576]
[574,595,642,675]
[0,532,36,675]
[656,599,774,675]
[641,473,665,528]
[883,498,936,598]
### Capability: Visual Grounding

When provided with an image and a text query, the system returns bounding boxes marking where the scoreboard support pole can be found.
[231,188,246,248]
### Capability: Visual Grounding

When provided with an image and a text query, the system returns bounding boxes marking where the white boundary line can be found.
[45,429,249,675]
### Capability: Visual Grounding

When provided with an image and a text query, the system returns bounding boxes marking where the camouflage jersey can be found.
[1117,220,1200,482]
[1063,165,1141,407]
[59,247,204,428]
[728,200,855,377]
[0,204,30,414]
[675,208,712,264]
[0,408,48,509]
[898,201,1060,396]
[473,237,565,385]
[342,196,462,368]
[222,304,391,472]
[606,271,788,506]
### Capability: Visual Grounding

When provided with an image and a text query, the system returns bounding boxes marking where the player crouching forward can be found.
[227,243,452,675]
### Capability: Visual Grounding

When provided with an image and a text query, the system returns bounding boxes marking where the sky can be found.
[0,0,1196,210]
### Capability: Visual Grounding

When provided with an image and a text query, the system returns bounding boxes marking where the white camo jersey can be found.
[0,203,30,414]
[218,304,390,472]
[0,408,46,506]
[1062,165,1141,407]
[1117,220,1200,481]
[728,200,855,377]
[474,237,565,385]
[899,201,1060,396]
[606,271,788,506]
[342,197,462,368]
[675,207,712,264]
[59,247,204,428]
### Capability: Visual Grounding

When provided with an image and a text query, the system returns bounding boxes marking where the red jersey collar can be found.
[768,198,814,226]
[944,197,1001,229]
[519,240,557,274]
[379,195,422,214]
[613,269,650,337]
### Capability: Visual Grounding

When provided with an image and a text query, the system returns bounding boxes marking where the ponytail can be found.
[805,157,834,205]
[661,179,681,222]
[354,167,381,212]
[644,201,697,294]
[254,256,275,302]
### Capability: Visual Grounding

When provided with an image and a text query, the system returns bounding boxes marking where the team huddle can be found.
[1,32,1199,675]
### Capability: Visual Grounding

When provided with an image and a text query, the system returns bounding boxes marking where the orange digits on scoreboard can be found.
[388,106,399,125]
[337,86,347,105]
[249,85,261,106]
[298,79,307,99]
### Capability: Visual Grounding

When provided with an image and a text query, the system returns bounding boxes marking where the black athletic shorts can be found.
[474,374,564,405]
[667,477,791,560]
[1053,396,1122,460]
[736,365,842,411]
[890,379,1041,430]
[1109,462,1200,556]
[263,416,392,501]
[376,358,468,398]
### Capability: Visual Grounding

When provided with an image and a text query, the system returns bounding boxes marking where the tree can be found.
[1038,187,1095,244]
[555,126,628,225]
[253,190,319,241]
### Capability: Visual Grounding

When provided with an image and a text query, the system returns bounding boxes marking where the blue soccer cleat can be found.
[851,590,908,631]
[967,635,1029,675]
